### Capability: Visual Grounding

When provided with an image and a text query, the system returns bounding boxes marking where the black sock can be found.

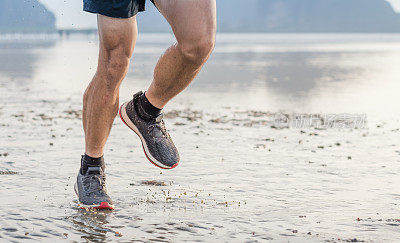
[137,92,162,119]
[80,154,104,174]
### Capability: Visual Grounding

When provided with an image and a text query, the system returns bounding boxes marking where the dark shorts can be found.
[83,0,155,18]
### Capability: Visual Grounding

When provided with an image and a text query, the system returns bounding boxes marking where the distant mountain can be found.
[252,0,400,32]
[0,0,55,32]
[138,0,400,32]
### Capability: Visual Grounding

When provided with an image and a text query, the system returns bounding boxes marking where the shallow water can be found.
[1,33,400,242]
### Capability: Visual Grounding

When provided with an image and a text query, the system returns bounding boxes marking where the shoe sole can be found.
[74,183,115,210]
[119,102,179,170]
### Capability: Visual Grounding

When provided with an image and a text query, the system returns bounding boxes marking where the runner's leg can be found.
[83,15,138,157]
[145,0,217,108]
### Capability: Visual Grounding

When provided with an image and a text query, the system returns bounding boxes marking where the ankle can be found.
[136,92,163,120]
[83,154,103,163]
[143,90,166,109]
[81,154,104,174]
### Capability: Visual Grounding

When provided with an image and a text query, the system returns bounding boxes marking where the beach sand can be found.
[0,33,400,242]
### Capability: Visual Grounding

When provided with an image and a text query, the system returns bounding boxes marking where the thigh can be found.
[152,0,216,43]
[97,15,138,57]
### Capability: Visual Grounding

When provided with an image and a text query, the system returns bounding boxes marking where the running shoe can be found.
[74,157,114,210]
[119,91,180,169]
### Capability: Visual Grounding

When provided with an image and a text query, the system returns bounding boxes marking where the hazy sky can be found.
[39,0,96,29]
[40,0,400,29]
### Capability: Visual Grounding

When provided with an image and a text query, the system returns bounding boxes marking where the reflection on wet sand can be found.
[68,207,114,241]
[0,41,56,81]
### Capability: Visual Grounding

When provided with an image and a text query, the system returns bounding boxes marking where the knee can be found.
[100,48,131,85]
[178,34,215,65]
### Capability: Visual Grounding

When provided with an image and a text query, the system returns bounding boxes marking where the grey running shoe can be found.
[74,157,114,210]
[119,91,180,169]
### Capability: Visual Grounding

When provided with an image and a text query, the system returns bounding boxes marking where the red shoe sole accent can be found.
[118,104,179,170]
[80,202,114,210]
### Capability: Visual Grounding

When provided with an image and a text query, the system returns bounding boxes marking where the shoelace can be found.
[83,174,106,195]
[148,118,169,139]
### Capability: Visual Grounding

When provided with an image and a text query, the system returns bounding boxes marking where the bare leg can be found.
[83,15,138,157]
[145,0,217,108]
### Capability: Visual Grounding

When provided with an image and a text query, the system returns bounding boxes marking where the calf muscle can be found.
[146,0,217,108]
[83,15,138,157]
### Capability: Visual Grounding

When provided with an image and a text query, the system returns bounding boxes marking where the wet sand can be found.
[1,33,400,242]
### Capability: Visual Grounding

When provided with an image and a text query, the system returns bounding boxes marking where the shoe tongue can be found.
[86,166,101,175]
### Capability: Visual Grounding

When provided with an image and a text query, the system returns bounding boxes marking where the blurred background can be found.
[2,0,400,32]
[1,0,400,242]
[1,0,400,118]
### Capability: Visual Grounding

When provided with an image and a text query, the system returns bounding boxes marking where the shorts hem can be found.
[84,2,146,19]
[84,9,141,18]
